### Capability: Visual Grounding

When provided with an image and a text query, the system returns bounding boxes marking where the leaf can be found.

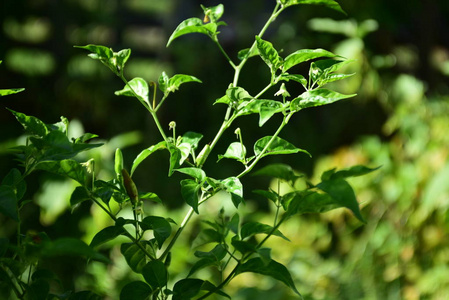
[115,77,150,106]
[120,281,152,300]
[167,18,216,47]
[2,168,26,201]
[240,222,290,241]
[290,89,356,111]
[167,74,202,94]
[114,48,131,72]
[176,167,206,182]
[221,177,243,208]
[194,244,227,260]
[284,0,346,15]
[75,44,113,60]
[237,47,259,60]
[0,185,18,221]
[90,225,125,248]
[253,136,311,158]
[258,100,285,126]
[218,142,246,164]
[121,242,148,273]
[140,216,172,249]
[142,260,167,289]
[328,165,380,179]
[168,144,182,176]
[139,192,162,204]
[283,191,339,218]
[172,279,204,300]
[43,238,109,263]
[255,36,283,73]
[180,179,201,213]
[36,160,87,185]
[227,86,252,103]
[235,258,302,297]
[253,189,279,204]
[278,74,308,87]
[70,186,90,207]
[131,141,167,176]
[201,4,225,23]
[283,48,338,72]
[252,163,299,183]
[8,109,48,137]
[181,131,203,150]
[0,88,25,96]
[317,178,366,223]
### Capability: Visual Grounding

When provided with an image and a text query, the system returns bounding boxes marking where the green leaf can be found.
[176,167,206,182]
[142,260,167,289]
[115,78,150,106]
[167,18,216,47]
[201,4,225,23]
[43,238,109,263]
[194,244,227,260]
[278,74,308,88]
[36,160,87,185]
[173,279,204,300]
[121,242,148,273]
[139,192,162,204]
[221,177,243,208]
[0,185,18,221]
[0,88,25,96]
[75,44,113,60]
[131,141,167,176]
[0,238,8,257]
[90,225,125,248]
[253,136,311,158]
[227,86,252,103]
[235,258,301,297]
[284,0,346,15]
[158,71,170,94]
[328,165,380,180]
[317,178,366,223]
[283,49,338,72]
[114,48,131,72]
[69,291,102,300]
[187,258,217,278]
[168,144,182,176]
[283,191,339,218]
[255,36,283,73]
[240,222,290,241]
[291,89,356,111]
[181,131,203,150]
[218,142,246,164]
[140,216,172,249]
[120,281,152,300]
[258,100,285,126]
[237,47,259,60]
[2,168,26,201]
[253,189,279,204]
[8,109,48,137]
[70,186,90,208]
[181,179,201,213]
[27,278,50,300]
[252,163,299,183]
[167,74,202,94]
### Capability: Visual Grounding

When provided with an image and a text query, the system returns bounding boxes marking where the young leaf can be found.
[235,258,302,297]
[114,48,131,72]
[90,225,126,248]
[255,36,283,73]
[284,0,346,15]
[240,222,290,241]
[201,4,225,23]
[131,141,167,176]
[168,144,182,176]
[115,78,150,106]
[227,86,253,103]
[142,260,168,289]
[0,185,18,221]
[180,179,201,213]
[317,178,366,223]
[121,242,148,273]
[283,49,338,72]
[291,89,356,111]
[181,131,203,150]
[0,88,25,96]
[218,142,246,164]
[8,109,48,137]
[140,216,172,249]
[167,74,202,94]
[75,44,113,60]
[221,177,243,208]
[258,101,285,126]
[253,136,311,158]
[167,18,216,47]
[120,281,152,300]
[278,74,308,88]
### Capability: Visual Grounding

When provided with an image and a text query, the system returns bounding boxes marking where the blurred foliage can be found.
[1,0,449,299]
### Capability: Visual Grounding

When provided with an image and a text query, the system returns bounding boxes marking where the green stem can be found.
[214,37,236,69]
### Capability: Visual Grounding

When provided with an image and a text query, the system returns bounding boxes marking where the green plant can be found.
[0,1,377,299]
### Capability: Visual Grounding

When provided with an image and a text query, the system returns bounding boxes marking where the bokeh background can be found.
[1,0,449,299]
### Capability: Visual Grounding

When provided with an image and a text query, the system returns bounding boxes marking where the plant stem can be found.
[214,37,236,69]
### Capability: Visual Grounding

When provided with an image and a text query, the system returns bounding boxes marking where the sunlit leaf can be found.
[218,142,246,164]
[131,141,167,176]
[291,89,356,111]
[252,163,299,183]
[181,132,203,150]
[167,18,216,46]
[221,177,243,208]
[255,36,283,73]
[201,4,225,23]
[120,281,152,300]
[258,100,285,126]
[0,88,25,96]
[115,77,150,106]
[235,258,302,297]
[176,167,206,182]
[142,260,167,289]
[253,136,311,158]
[36,159,87,185]
[283,49,338,71]
[8,109,48,137]
[278,74,308,87]
[238,47,259,60]
[75,44,113,60]
[284,0,346,15]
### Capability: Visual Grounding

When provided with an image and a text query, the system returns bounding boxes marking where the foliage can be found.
[0,1,376,299]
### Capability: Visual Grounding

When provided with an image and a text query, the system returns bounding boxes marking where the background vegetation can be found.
[1,0,449,299]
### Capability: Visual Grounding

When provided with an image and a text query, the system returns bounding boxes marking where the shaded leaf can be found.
[252,163,299,183]
[43,238,109,263]
[201,4,225,23]
[283,191,339,218]
[8,109,48,137]
[36,160,87,185]
[140,216,172,249]
[235,258,301,297]
[70,186,90,208]
[120,281,152,300]
[329,165,380,180]
[0,185,18,221]
[142,260,167,289]
[240,222,290,241]
[221,177,243,208]
[90,225,125,248]
[181,132,203,150]
[181,179,201,213]
[121,242,148,273]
